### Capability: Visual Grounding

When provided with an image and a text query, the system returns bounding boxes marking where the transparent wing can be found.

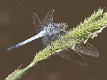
[36,9,54,33]
[32,13,41,27]
[42,33,59,46]
[42,36,52,46]
[57,50,87,66]
[73,43,99,57]
[42,32,87,66]
[42,9,54,25]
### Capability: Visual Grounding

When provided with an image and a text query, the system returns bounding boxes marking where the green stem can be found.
[5,8,107,80]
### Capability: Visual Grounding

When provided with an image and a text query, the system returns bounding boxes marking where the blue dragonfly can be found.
[7,10,68,51]
[7,10,99,66]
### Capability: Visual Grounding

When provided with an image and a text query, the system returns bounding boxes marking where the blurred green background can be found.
[0,0,107,80]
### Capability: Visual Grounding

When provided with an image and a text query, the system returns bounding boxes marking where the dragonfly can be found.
[7,10,99,66]
[7,10,68,51]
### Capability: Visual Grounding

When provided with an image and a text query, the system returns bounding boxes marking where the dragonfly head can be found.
[58,22,68,32]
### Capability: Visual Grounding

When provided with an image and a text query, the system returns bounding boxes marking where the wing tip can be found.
[50,9,54,13]
[52,9,54,12]
[93,52,99,57]
[91,49,99,57]
[95,50,100,57]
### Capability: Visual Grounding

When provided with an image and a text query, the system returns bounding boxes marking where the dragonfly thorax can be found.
[42,23,68,36]
[53,23,68,32]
